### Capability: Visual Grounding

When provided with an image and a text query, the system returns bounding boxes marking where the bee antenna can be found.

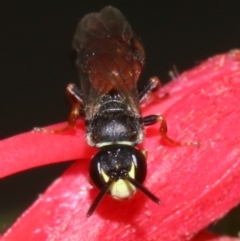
[87,179,114,217]
[126,175,161,204]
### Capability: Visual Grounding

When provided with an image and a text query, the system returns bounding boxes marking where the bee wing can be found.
[73,6,145,120]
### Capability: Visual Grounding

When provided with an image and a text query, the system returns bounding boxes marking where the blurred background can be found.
[0,0,240,236]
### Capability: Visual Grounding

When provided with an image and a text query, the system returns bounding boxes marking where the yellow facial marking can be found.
[101,162,136,199]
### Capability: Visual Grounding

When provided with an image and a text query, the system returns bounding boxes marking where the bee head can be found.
[87,144,160,216]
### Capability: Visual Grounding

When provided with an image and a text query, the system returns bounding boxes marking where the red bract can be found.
[1,50,240,241]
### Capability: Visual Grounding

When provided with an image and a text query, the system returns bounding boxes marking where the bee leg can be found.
[139,77,168,103]
[143,114,199,146]
[34,84,84,133]
[65,83,84,127]
[138,77,160,102]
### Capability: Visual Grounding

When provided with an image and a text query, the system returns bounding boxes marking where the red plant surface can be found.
[1,50,240,241]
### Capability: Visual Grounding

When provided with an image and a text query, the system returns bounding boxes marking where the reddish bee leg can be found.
[138,77,161,102]
[65,83,84,127]
[139,77,168,103]
[34,84,84,133]
[143,114,199,146]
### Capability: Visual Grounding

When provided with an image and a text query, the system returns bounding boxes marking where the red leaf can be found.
[1,50,240,240]
[0,122,94,178]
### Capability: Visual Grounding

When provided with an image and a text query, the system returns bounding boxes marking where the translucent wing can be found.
[73,6,145,120]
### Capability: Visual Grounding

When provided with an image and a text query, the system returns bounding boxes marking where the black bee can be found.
[41,6,196,216]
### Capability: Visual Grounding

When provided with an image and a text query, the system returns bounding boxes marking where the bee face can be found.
[89,144,147,199]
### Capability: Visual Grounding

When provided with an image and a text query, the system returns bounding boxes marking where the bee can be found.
[39,6,197,216]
